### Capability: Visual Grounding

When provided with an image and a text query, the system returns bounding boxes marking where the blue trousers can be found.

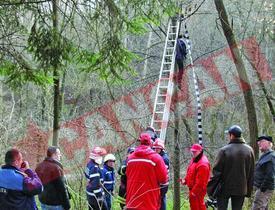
[105,192,112,210]
[160,194,167,210]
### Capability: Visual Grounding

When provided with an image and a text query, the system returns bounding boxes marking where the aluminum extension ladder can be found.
[150,17,180,141]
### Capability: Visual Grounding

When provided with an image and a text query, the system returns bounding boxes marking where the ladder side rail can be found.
[150,19,174,127]
[160,20,181,141]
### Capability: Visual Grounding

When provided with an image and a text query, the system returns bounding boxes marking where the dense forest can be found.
[0,0,274,209]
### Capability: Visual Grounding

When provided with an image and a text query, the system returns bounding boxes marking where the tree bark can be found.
[52,0,60,146]
[172,16,181,210]
[52,68,60,146]
[173,98,181,210]
[214,0,259,158]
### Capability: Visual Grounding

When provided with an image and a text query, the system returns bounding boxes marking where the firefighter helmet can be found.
[152,138,165,150]
[104,154,116,162]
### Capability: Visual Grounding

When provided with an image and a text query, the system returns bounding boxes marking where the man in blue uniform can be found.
[102,154,116,209]
[85,146,108,210]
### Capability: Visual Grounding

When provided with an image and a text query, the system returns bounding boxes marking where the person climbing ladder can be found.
[176,34,187,88]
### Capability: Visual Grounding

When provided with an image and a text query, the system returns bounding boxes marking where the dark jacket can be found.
[118,159,127,188]
[0,165,42,210]
[176,38,187,61]
[159,150,170,196]
[102,164,115,192]
[253,150,275,191]
[145,129,158,141]
[210,138,255,197]
[117,159,127,206]
[159,150,169,170]
[84,160,104,199]
[35,158,71,210]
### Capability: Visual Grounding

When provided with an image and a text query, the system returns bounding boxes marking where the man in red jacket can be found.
[35,146,71,210]
[126,133,168,210]
[180,144,210,210]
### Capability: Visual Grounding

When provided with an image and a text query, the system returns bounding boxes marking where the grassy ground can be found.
[36,186,275,210]
[111,189,275,210]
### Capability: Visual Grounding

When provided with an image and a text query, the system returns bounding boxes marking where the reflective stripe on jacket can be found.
[84,160,103,198]
[126,145,167,210]
[102,164,115,192]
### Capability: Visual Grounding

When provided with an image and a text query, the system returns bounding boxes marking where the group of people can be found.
[84,127,170,210]
[181,125,274,210]
[0,124,274,210]
[0,146,71,210]
[84,125,274,210]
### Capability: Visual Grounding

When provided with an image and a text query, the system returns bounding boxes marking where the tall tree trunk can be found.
[52,69,60,146]
[172,16,181,210]
[214,0,259,158]
[52,0,60,146]
[173,97,181,210]
[41,90,46,121]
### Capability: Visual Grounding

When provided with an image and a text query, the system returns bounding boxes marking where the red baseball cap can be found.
[139,133,152,145]
[190,143,203,152]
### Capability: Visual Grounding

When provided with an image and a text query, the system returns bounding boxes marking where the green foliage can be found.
[75,37,139,84]
[123,0,177,22]
[0,0,179,87]
[126,16,148,35]
[27,23,71,68]
[0,61,53,87]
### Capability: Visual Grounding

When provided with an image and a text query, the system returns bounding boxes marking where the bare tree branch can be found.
[0,0,51,7]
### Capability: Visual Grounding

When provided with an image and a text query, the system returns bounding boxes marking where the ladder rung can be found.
[150,20,179,142]
[157,97,166,101]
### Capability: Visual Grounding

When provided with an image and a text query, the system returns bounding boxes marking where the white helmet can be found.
[104,154,116,162]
